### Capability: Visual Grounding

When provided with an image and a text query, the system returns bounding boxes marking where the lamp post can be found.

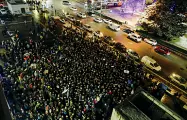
[100,0,102,17]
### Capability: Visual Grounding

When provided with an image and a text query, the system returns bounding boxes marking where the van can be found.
[108,23,120,31]
[141,56,161,72]
[62,1,71,5]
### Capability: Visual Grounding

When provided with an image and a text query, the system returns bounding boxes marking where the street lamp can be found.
[100,0,102,17]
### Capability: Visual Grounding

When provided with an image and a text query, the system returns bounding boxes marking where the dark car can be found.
[87,11,95,16]
[66,15,76,22]
[123,28,134,34]
[154,45,171,55]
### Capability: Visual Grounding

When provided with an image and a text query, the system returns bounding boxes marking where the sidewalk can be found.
[95,7,141,28]
[170,35,187,50]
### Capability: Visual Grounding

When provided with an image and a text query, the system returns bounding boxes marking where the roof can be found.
[113,100,151,120]
[112,89,185,120]
[7,0,26,5]
[129,90,185,120]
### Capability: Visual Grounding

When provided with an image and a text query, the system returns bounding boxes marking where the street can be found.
[39,0,187,89]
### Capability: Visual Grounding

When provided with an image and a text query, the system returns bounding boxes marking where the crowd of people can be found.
[0,17,147,120]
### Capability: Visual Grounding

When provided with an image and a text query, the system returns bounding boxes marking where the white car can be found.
[70,6,77,11]
[87,11,95,17]
[94,31,103,38]
[127,49,140,60]
[0,9,7,15]
[7,31,14,37]
[144,38,157,46]
[127,33,142,42]
[103,19,112,24]
[169,73,187,89]
[108,23,120,31]
[83,24,93,32]
[94,17,102,23]
[77,12,86,18]
[66,15,75,22]
[62,1,71,5]
[84,2,88,8]
[141,56,161,72]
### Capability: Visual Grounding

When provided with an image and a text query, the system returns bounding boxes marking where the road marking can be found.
[0,21,32,27]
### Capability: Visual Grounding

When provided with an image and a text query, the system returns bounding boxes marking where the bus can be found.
[93,0,123,9]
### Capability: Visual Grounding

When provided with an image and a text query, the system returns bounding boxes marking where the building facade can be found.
[7,0,29,15]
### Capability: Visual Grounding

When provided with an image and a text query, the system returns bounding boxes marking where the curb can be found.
[158,40,187,60]
[138,31,187,60]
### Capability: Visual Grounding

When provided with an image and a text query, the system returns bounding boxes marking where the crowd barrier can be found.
[157,40,187,60]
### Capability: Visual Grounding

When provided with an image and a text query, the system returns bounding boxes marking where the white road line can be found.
[0,21,32,27]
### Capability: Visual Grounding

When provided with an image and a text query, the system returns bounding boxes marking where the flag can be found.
[62,88,69,94]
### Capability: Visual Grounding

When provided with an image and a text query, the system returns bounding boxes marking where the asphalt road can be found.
[40,0,187,89]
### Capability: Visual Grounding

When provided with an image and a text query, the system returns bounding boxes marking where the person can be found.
[0,17,146,120]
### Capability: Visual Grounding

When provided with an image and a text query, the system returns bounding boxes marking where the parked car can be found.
[59,19,66,24]
[154,45,171,55]
[6,31,14,37]
[127,33,142,42]
[169,73,187,89]
[87,11,95,17]
[77,12,86,18]
[141,56,161,72]
[83,24,93,32]
[144,38,157,46]
[66,15,75,22]
[108,23,120,31]
[62,1,71,5]
[84,2,88,8]
[0,9,7,15]
[70,6,77,11]
[123,28,134,34]
[94,17,102,23]
[127,49,140,60]
[103,19,112,24]
[93,31,103,38]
